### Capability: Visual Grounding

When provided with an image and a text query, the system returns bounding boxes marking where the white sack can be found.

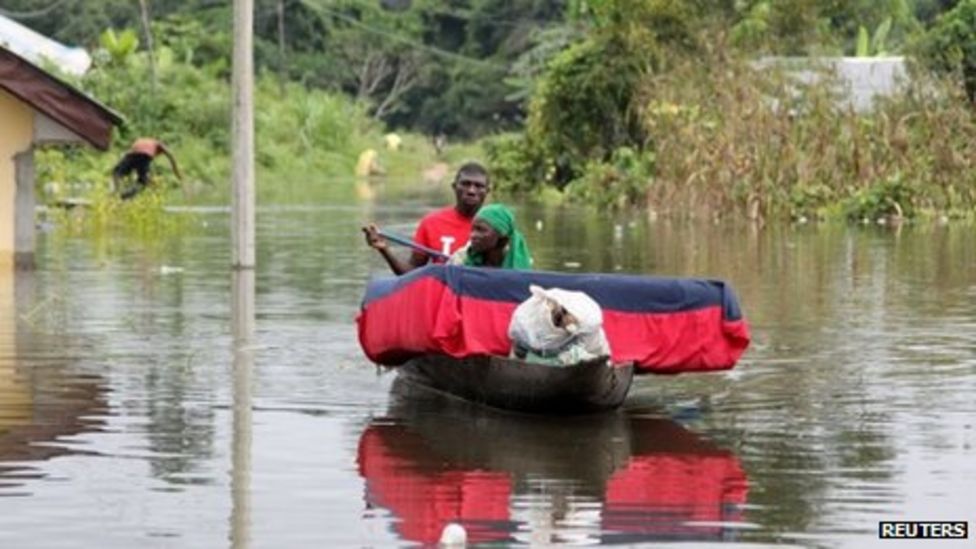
[508,285,611,365]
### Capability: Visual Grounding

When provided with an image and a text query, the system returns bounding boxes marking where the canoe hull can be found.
[398,354,635,414]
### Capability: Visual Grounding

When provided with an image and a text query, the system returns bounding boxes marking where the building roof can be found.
[0,13,91,76]
[0,44,123,150]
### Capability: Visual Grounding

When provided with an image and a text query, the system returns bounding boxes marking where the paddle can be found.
[377,229,450,261]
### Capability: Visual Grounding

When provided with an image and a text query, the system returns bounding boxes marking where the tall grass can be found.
[641,50,976,222]
[46,185,187,239]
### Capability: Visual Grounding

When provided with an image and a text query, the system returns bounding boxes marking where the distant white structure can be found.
[0,14,91,76]
[756,57,908,112]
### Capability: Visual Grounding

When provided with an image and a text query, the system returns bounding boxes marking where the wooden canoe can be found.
[397,354,635,414]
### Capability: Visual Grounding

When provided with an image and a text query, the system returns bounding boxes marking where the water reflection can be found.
[357,379,748,545]
[121,248,219,489]
[230,269,255,549]
[0,268,108,495]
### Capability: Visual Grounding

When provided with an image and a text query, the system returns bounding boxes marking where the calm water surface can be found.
[1,184,974,548]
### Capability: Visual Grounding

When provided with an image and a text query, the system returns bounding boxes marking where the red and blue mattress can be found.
[357,265,750,374]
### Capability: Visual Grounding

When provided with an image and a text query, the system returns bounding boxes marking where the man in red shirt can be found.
[363,162,490,275]
[111,137,182,200]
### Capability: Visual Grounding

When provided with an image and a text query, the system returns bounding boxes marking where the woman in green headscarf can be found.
[449,204,532,269]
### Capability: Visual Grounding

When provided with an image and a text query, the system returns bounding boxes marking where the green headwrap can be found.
[464,204,533,269]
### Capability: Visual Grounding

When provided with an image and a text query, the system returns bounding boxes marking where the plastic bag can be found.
[508,285,611,365]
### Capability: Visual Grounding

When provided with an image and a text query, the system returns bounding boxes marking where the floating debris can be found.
[439,523,467,547]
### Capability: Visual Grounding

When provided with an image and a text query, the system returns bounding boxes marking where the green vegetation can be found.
[5,0,565,138]
[5,0,976,221]
[642,55,975,222]
[35,18,473,214]
[46,186,186,241]
[917,0,976,100]
[486,0,976,221]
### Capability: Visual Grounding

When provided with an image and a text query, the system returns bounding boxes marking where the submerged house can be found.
[0,16,122,267]
[0,19,115,465]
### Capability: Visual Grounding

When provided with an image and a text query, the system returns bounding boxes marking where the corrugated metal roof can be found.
[0,13,91,76]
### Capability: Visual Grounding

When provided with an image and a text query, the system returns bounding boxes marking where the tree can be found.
[918,0,976,100]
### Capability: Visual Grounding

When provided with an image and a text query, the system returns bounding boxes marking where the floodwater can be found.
[1,183,974,548]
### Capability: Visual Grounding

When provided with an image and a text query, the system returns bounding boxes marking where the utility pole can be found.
[230,4,255,543]
[232,0,255,269]
[277,0,286,88]
[138,0,157,128]
[230,268,254,549]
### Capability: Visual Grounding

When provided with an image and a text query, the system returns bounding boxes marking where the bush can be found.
[841,172,921,221]
[564,146,654,210]
[525,35,651,186]
[483,133,546,195]
[916,0,976,100]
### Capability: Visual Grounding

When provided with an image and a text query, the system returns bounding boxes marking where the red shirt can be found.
[413,206,474,259]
